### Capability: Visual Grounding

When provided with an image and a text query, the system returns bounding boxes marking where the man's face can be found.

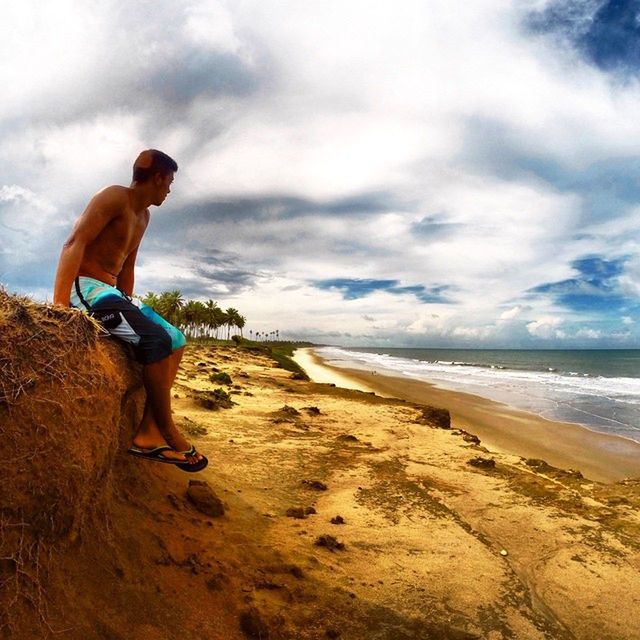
[153,172,174,206]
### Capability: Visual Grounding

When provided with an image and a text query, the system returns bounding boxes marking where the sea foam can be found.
[315,346,640,443]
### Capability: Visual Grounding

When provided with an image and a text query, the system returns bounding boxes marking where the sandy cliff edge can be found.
[3,293,640,640]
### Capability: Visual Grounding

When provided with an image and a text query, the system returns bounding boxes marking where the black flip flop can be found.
[128,445,209,473]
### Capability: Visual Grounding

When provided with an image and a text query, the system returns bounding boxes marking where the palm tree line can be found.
[140,290,245,340]
[249,329,280,342]
[139,291,282,342]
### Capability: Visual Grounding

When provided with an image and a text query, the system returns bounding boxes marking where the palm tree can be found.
[235,314,246,338]
[140,292,161,313]
[182,300,207,338]
[195,301,207,337]
[204,300,219,338]
[225,307,240,340]
[158,290,183,326]
[134,291,251,344]
[215,307,227,339]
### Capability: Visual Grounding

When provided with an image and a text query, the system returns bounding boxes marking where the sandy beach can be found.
[154,343,640,639]
[6,329,640,639]
[294,347,640,484]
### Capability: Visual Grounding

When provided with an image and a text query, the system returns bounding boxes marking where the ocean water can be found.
[314,347,640,443]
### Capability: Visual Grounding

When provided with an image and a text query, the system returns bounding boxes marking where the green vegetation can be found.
[183,422,208,436]
[139,290,295,348]
[210,371,233,385]
[268,343,313,380]
[193,387,234,410]
[139,290,315,380]
[139,291,246,341]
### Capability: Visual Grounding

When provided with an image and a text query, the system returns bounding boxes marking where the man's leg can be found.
[136,347,182,437]
[133,348,203,463]
[86,293,199,462]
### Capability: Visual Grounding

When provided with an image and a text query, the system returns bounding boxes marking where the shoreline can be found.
[294,347,640,483]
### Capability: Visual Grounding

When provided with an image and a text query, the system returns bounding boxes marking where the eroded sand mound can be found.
[0,290,145,634]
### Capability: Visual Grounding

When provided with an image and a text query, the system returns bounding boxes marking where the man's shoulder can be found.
[93,184,130,202]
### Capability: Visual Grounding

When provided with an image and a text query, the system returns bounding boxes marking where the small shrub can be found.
[280,405,300,416]
[184,422,208,436]
[193,388,235,410]
[467,457,496,469]
[414,406,450,429]
[209,371,233,385]
[269,346,310,380]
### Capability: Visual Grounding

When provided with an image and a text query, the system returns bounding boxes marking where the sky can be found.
[1,0,640,348]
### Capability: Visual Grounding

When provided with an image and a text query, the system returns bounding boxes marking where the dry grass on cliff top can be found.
[0,289,102,404]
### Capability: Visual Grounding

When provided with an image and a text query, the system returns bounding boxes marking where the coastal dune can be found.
[0,291,242,639]
[3,292,640,639]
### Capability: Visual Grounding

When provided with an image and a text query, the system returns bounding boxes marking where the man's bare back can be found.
[54,169,172,306]
[77,187,150,286]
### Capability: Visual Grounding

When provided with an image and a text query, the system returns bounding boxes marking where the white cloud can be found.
[0,185,61,260]
[499,305,527,321]
[527,316,565,339]
[451,326,494,340]
[183,1,244,55]
[617,255,640,298]
[0,185,55,215]
[622,316,634,326]
[1,1,640,347]
[406,312,448,335]
[575,328,602,340]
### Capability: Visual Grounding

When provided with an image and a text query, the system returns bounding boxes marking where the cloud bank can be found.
[1,0,639,347]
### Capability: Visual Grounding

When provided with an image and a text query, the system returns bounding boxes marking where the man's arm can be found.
[52,189,121,306]
[116,209,148,297]
[116,244,140,297]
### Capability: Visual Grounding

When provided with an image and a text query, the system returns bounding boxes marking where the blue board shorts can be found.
[71,276,186,364]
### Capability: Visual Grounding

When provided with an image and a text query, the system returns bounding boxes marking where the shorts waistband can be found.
[70,276,125,309]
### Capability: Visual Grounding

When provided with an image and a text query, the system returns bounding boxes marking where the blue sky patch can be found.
[529,255,629,311]
[527,0,640,74]
[314,278,452,303]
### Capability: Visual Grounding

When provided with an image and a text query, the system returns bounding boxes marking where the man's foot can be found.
[128,444,209,472]
[131,433,205,465]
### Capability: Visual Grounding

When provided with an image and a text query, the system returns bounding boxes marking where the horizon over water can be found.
[314,346,640,444]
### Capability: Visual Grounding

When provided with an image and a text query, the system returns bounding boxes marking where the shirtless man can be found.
[53,149,207,472]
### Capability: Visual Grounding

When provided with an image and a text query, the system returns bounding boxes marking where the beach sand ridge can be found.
[154,344,640,639]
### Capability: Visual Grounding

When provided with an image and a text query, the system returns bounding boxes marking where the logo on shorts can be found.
[101,313,116,321]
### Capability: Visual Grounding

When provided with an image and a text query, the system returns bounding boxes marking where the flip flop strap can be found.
[180,444,197,456]
[130,445,173,454]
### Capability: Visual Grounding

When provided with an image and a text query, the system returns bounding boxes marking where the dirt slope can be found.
[2,292,640,639]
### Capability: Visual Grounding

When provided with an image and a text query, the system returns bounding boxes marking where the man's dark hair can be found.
[132,149,178,183]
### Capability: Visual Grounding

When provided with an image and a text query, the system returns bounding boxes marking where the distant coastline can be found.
[294,346,640,483]
[306,345,640,445]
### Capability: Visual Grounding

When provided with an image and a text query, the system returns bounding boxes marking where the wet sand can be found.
[294,348,640,483]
